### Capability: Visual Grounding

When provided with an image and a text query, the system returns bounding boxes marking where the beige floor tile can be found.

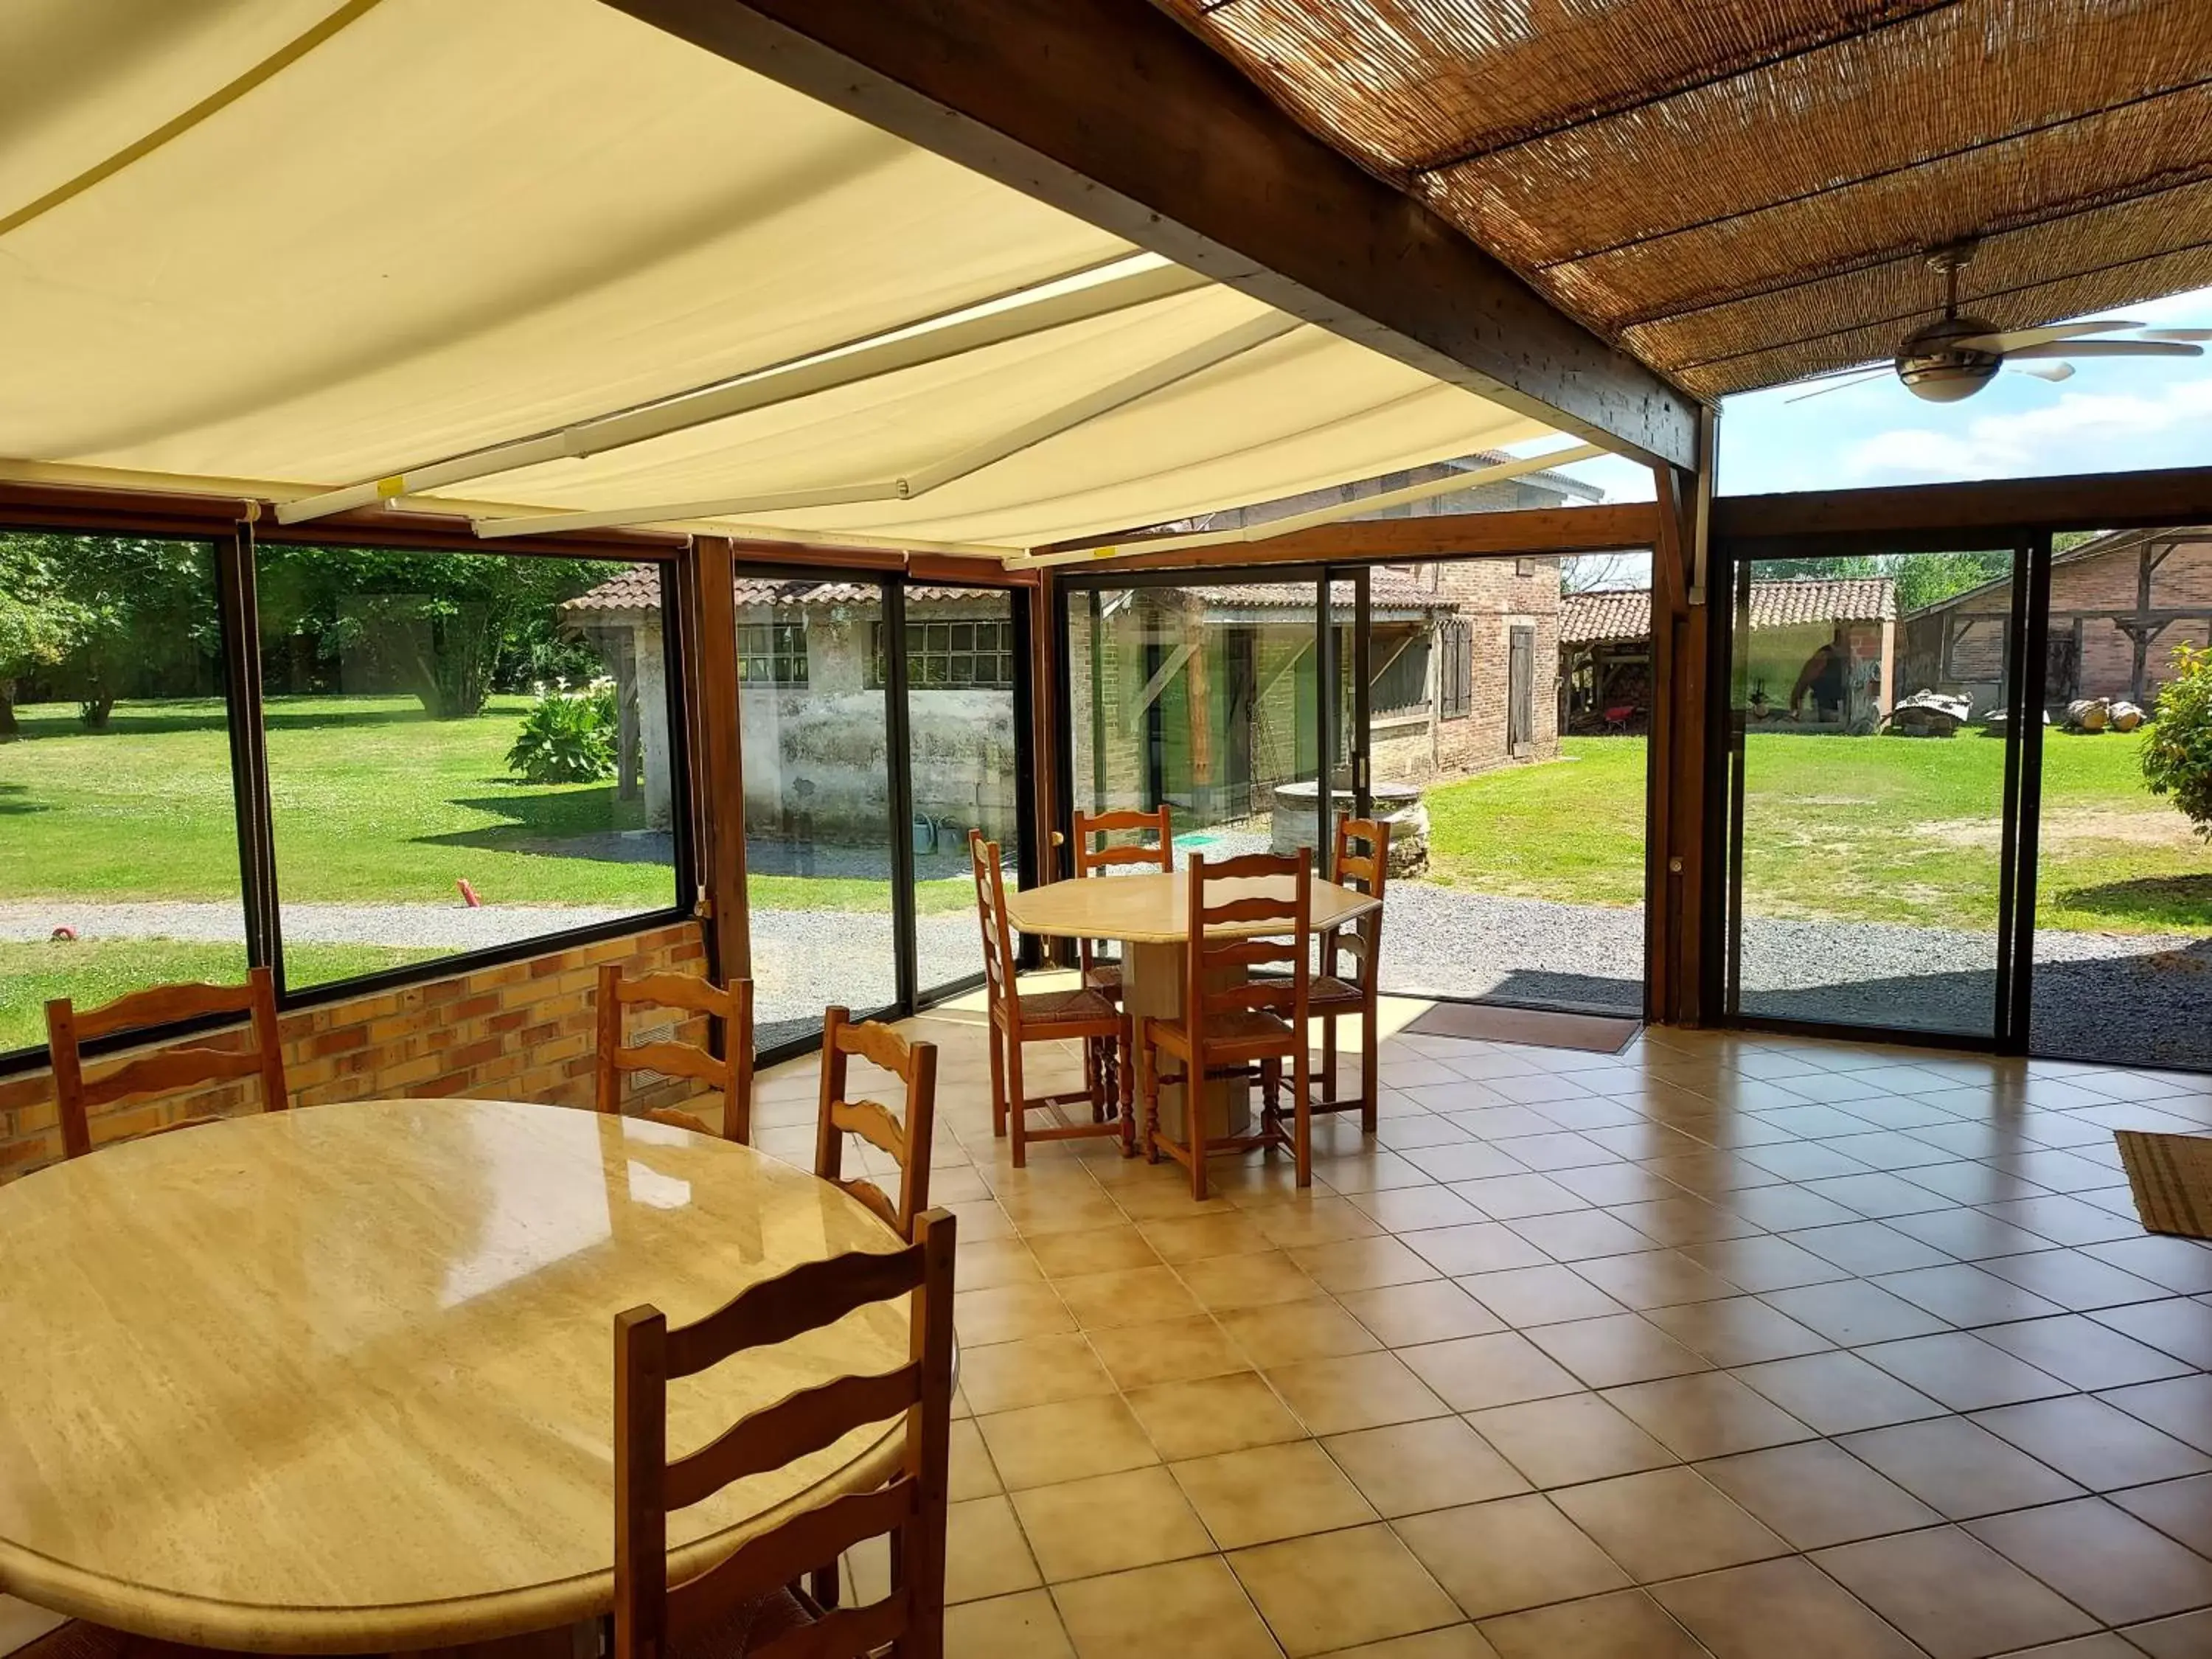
[2128,1609,2212,1658]
[1550,1466,1790,1582]
[2115,1473,2212,1557]
[1464,1391,1677,1488]
[1012,1466,1217,1584]
[947,1494,1047,1604]
[1455,1264,1627,1328]
[1399,1331,1586,1413]
[1348,1185,1489,1234]
[1267,1351,1453,1436]
[1523,1312,1713,1388]
[1026,1224,1164,1279]
[1126,1369,1307,1460]
[1971,1394,2212,1489]
[1651,1557,1923,1659]
[961,1332,1119,1414]
[950,1416,1004,1501]
[1054,1264,1206,1330]
[1111,1178,1242,1222]
[1172,1439,1379,1548]
[1323,1415,1530,1517]
[1478,1588,1707,1659]
[978,1394,1161,1490]
[1051,1556,1281,1659]
[1257,1196,1388,1249]
[1085,1315,1248,1391]
[1568,1248,1742,1310]
[1731,1350,1948,1434]
[1839,1416,2089,1520]
[1337,1280,1503,1347]
[1138,1209,1276,1262]
[1231,1523,1464,1656]
[945,1589,1079,1659]
[1182,1248,1328,1311]
[1968,1497,2212,1627]
[1402,1222,1553,1277]
[1600,1371,1815,1459]
[1396,1495,1631,1618]
[959,1282,1077,1346]
[1856,1330,2073,1411]
[1639,1295,1834,1366]
[1292,1236,1442,1294]
[1310,1627,1501,1659]
[1220,1297,1383,1368]
[1694,1440,1940,1548]
[960,1237,1048,1289]
[1814,1526,2100,1659]
[0,1596,66,1657]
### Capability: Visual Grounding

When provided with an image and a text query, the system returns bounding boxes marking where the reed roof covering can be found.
[1157,0,2212,396]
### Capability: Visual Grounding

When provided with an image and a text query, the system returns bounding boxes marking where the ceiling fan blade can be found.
[2007,361,2075,382]
[1784,368,1892,403]
[2006,339,2202,360]
[2136,327,2212,342]
[1952,319,2143,352]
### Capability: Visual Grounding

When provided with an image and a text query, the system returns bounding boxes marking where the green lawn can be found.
[1420,731,2212,936]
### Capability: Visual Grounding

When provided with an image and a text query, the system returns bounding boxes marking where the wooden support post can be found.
[1646,440,1711,1027]
[686,538,750,989]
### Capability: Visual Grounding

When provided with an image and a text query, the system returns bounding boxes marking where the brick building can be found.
[1902,527,2212,712]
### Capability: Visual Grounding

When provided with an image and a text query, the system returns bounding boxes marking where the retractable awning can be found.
[0,0,1561,557]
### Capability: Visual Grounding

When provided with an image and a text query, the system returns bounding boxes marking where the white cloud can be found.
[1841,378,2212,482]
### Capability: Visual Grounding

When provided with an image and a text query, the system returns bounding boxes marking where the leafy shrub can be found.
[506,679,616,784]
[2143,644,2212,842]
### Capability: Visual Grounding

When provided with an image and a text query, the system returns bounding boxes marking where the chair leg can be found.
[808,1563,840,1610]
[1138,1025,1161,1164]
[1187,1061,1209,1202]
[1117,1018,1136,1156]
[1293,1043,1313,1188]
[987,1015,1008,1141]
[1260,1057,1282,1131]
[1088,1035,1110,1123]
[1360,1001,1379,1135]
[1006,1035,1029,1169]
[1321,1013,1338,1105]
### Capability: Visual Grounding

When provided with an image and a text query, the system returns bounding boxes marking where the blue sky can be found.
[1511,282,2212,504]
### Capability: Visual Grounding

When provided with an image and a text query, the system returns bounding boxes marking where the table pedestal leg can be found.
[1123,942,1251,1144]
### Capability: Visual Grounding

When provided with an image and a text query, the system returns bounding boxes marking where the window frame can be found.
[1438,616,1474,720]
[0,526,697,1074]
[736,617,810,686]
[867,616,1018,690]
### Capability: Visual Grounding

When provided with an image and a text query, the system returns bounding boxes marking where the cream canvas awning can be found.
[0,0,1562,557]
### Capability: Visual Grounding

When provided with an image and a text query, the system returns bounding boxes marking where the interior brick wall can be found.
[0,921,714,1181]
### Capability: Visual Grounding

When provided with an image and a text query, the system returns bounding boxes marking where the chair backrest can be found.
[614,1208,956,1659]
[1328,816,1392,987]
[45,967,288,1160]
[1071,805,1174,875]
[968,830,1019,1015]
[815,1006,938,1240]
[1183,850,1312,1044]
[597,968,755,1142]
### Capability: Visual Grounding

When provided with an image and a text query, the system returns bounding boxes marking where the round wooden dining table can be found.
[1004,869,1380,1140]
[0,1099,910,1655]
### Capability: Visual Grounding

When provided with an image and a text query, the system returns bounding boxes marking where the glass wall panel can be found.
[1361,557,1646,1015]
[737,579,900,1051]
[1731,551,2017,1036]
[2028,526,2212,1071]
[1067,581,1322,862]
[255,548,681,992]
[0,534,244,1054]
[897,588,1022,1000]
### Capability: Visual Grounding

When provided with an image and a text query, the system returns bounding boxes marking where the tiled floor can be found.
[754,993,2212,1659]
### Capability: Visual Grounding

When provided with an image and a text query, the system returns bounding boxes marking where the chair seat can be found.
[1083,962,1124,997]
[18,1621,234,1659]
[1308,974,1366,1009]
[1016,987,1121,1028]
[670,1585,815,1659]
[1151,1008,1295,1053]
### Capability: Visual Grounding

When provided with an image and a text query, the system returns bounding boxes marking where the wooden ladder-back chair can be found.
[613,1208,956,1659]
[1137,849,1314,1200]
[597,968,755,1142]
[970,830,1127,1166]
[1310,816,1391,1133]
[1069,805,1172,1109]
[46,967,288,1160]
[815,1006,938,1240]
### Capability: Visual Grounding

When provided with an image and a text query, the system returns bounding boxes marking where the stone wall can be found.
[0,922,713,1181]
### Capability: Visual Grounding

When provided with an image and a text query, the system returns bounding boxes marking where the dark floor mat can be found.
[1403,1000,1641,1054]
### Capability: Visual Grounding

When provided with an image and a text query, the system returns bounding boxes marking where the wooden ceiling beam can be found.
[1065,502,1658,573]
[598,0,1700,472]
[1714,467,2212,546]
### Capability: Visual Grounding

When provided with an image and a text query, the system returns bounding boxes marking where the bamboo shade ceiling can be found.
[0,0,1554,554]
[1158,0,2212,396]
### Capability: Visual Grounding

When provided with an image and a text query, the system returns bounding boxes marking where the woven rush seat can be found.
[1019,987,1121,1026]
[668,1585,815,1659]
[1152,1007,1294,1046]
[1083,961,1124,995]
[1308,973,1363,1009]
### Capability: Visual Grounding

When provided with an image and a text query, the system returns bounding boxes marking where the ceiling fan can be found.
[1789,241,2208,403]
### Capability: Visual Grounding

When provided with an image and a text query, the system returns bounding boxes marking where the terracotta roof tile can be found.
[1560,577,1894,644]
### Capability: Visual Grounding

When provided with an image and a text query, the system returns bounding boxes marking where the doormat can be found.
[2116,1130,2212,1239]
[1403,1001,1641,1055]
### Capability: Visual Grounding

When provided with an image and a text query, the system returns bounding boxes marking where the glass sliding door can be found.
[736,575,901,1052]
[899,585,1023,1002]
[1727,546,2025,1039]
[2025,524,2212,1071]
[1065,577,1324,864]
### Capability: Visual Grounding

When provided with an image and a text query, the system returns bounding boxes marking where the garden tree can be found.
[0,532,218,730]
[2143,644,2212,842]
[0,538,83,737]
[256,548,624,719]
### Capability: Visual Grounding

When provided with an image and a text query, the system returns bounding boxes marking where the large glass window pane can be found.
[1067,582,1321,860]
[738,579,898,1051]
[0,533,245,1054]
[2028,526,2212,1071]
[1360,557,1646,1015]
[255,548,680,992]
[904,588,1021,1001]
[1731,551,2014,1036]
